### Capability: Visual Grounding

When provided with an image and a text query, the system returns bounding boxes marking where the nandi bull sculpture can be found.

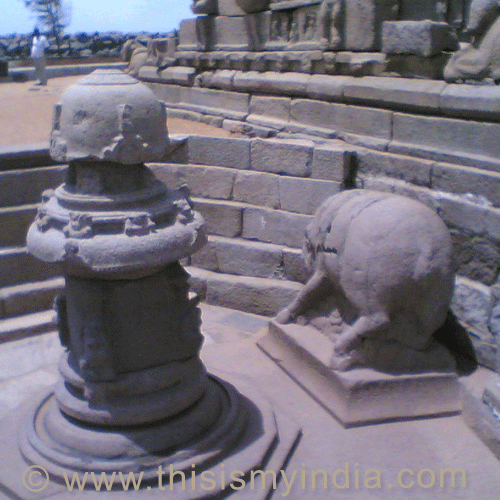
[276,189,456,372]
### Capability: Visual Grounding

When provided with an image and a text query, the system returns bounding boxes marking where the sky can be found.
[1,1,193,36]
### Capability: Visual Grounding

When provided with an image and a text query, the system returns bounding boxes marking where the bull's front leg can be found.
[334,311,390,355]
[275,270,331,324]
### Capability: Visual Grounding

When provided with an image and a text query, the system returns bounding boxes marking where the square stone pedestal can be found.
[258,321,462,427]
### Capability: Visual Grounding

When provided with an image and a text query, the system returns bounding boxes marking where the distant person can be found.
[31,28,49,85]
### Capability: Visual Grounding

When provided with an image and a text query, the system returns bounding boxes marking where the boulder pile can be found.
[0,32,172,60]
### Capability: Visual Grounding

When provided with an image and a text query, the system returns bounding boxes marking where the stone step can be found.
[357,148,500,207]
[191,197,313,249]
[0,247,60,288]
[186,266,302,317]
[191,235,309,284]
[0,277,64,320]
[0,165,65,208]
[0,309,56,344]
[0,204,37,248]
[150,161,342,215]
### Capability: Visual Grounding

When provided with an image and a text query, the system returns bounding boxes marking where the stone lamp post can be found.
[17,70,298,498]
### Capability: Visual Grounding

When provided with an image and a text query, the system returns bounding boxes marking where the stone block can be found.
[157,67,197,86]
[306,75,352,102]
[179,86,250,120]
[360,176,443,212]
[167,107,204,123]
[337,103,393,141]
[432,163,500,208]
[311,143,354,183]
[1,278,64,318]
[218,0,246,16]
[440,84,500,121]
[199,69,237,90]
[243,206,312,248]
[0,205,37,248]
[139,66,197,86]
[490,284,500,338]
[345,0,399,51]
[251,138,313,177]
[233,71,310,97]
[179,165,236,200]
[382,21,458,57]
[199,114,225,128]
[0,166,65,208]
[435,193,491,236]
[399,0,443,21]
[187,135,251,170]
[279,176,341,215]
[357,149,433,187]
[212,236,283,278]
[259,321,461,426]
[283,248,310,284]
[222,118,276,138]
[149,163,180,190]
[449,229,500,286]
[192,199,244,237]
[336,52,388,76]
[485,207,500,243]
[201,269,302,316]
[290,99,339,135]
[232,170,280,208]
[343,76,446,112]
[291,99,393,142]
[164,135,190,164]
[386,53,449,80]
[391,112,500,165]
[0,248,59,288]
[190,239,219,272]
[149,82,183,106]
[247,95,291,130]
[178,18,209,51]
[213,15,262,51]
[451,276,493,341]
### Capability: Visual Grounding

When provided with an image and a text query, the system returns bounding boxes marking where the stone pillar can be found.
[17,70,298,496]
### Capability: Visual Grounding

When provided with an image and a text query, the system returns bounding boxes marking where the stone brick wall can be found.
[152,132,500,370]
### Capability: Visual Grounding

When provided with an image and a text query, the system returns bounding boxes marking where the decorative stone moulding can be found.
[50,70,168,164]
[27,168,206,279]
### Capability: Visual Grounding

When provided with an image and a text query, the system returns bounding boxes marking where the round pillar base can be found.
[19,374,298,496]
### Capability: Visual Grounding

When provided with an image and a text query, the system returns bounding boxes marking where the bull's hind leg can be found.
[275,270,331,324]
[334,311,390,355]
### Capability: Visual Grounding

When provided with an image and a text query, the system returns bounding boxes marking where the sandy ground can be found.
[0,75,232,147]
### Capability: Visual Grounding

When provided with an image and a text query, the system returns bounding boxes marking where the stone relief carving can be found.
[276,190,456,372]
[444,0,500,81]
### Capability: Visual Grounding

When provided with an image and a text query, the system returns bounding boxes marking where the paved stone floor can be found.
[0,303,499,499]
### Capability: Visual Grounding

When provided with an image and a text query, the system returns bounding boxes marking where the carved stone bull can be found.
[276,190,455,368]
[121,39,149,77]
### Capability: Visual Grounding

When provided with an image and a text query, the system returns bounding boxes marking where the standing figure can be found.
[31,28,49,86]
[317,0,343,49]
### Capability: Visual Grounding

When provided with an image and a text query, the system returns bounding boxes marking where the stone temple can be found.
[1,0,500,498]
